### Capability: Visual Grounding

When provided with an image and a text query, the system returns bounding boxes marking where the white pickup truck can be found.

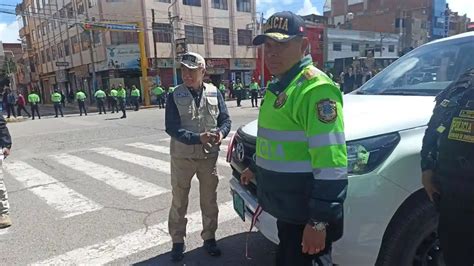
[228,32,474,265]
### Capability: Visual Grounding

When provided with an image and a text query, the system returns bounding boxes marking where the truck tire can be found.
[376,190,445,266]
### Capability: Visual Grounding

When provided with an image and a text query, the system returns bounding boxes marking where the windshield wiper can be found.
[378,90,433,96]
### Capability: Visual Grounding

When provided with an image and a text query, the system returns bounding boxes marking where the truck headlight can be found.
[347,133,400,175]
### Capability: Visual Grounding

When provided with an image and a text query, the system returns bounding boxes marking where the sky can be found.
[1,0,473,43]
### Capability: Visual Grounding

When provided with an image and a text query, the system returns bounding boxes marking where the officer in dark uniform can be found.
[421,68,474,266]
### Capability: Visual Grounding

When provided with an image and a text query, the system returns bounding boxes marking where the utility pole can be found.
[168,0,178,86]
[84,3,97,94]
[138,21,150,106]
[152,9,158,69]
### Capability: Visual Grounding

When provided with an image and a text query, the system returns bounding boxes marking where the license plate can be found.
[232,191,245,221]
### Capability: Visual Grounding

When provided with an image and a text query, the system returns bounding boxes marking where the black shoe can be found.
[170,243,185,262]
[99,113,102,115]
[55,116,58,118]
[203,239,221,257]
[120,116,126,119]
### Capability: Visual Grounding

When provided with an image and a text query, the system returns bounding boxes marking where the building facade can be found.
[16,0,256,103]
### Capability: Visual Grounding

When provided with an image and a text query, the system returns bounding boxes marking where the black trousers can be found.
[97,99,106,114]
[156,95,165,108]
[118,98,126,117]
[251,90,259,107]
[30,104,40,119]
[54,103,64,117]
[437,184,474,266]
[78,101,87,116]
[236,90,242,106]
[111,98,119,113]
[276,220,332,266]
[6,104,16,118]
[132,96,139,111]
[17,105,30,117]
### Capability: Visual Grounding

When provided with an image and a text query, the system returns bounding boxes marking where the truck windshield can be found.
[358,35,474,96]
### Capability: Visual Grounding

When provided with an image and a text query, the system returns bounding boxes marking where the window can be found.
[46,48,51,62]
[212,0,227,10]
[333,42,342,51]
[213,27,229,45]
[155,0,171,2]
[41,24,45,35]
[183,0,201,6]
[389,45,395,53]
[185,25,204,44]
[88,0,97,7]
[57,43,63,58]
[41,50,45,63]
[64,39,70,56]
[153,23,172,43]
[81,31,91,50]
[110,31,138,45]
[59,8,66,18]
[351,43,359,52]
[65,3,74,18]
[77,0,85,14]
[71,36,81,53]
[51,46,57,60]
[237,29,252,45]
[32,30,36,41]
[237,0,251,12]
[93,32,101,44]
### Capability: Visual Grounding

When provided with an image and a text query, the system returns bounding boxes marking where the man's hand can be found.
[302,224,326,255]
[240,167,255,185]
[200,132,213,145]
[212,131,224,145]
[422,170,438,202]
[2,148,10,158]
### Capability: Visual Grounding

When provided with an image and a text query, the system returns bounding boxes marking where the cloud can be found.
[0,21,20,43]
[447,0,474,19]
[264,7,277,20]
[296,0,321,16]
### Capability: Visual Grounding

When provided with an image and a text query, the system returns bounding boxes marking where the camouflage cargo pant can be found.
[0,163,9,215]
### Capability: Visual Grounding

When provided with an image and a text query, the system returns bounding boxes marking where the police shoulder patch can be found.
[317,99,337,123]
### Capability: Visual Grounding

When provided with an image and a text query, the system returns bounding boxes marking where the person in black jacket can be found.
[0,115,12,228]
[421,68,474,266]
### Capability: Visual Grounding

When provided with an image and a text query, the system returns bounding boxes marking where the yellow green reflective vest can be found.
[51,92,62,103]
[257,65,347,174]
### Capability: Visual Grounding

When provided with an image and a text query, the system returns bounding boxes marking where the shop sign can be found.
[105,44,140,70]
[206,58,229,69]
[230,59,256,70]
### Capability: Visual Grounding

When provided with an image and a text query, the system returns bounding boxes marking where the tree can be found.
[0,58,16,88]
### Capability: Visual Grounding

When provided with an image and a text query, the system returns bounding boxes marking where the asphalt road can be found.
[0,99,277,265]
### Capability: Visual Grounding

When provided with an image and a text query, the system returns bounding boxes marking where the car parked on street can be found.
[228,32,474,265]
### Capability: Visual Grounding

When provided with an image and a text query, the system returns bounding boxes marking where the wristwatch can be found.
[308,220,328,232]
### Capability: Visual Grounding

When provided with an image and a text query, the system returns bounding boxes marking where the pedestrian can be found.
[106,87,113,111]
[5,88,16,119]
[249,78,260,107]
[165,52,231,262]
[153,84,165,109]
[16,93,30,117]
[51,89,64,118]
[218,81,226,100]
[234,79,244,107]
[28,90,41,120]
[2,89,8,114]
[421,68,474,266]
[75,89,87,116]
[109,86,119,113]
[343,67,355,94]
[94,88,107,114]
[0,114,12,228]
[131,85,140,111]
[60,90,66,107]
[241,11,348,266]
[117,84,127,119]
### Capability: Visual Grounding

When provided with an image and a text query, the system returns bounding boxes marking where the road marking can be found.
[4,161,102,218]
[51,154,169,200]
[90,147,171,174]
[125,142,229,167]
[33,201,236,265]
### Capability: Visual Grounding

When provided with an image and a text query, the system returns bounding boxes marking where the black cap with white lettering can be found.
[253,11,306,45]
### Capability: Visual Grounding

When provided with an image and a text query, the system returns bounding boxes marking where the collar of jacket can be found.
[268,55,312,95]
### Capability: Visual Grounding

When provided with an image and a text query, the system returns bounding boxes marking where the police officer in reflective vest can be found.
[241,11,347,266]
[165,52,231,262]
[421,68,474,266]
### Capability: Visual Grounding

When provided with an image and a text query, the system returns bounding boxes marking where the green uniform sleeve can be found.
[295,82,348,224]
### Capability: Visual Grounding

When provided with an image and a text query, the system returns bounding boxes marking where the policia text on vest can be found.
[164,51,232,262]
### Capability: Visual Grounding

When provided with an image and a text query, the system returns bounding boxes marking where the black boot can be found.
[170,243,185,262]
[203,239,221,257]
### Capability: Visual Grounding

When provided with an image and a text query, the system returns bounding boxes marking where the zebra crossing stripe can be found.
[90,147,171,174]
[51,154,169,200]
[33,201,237,265]
[4,161,102,218]
[125,142,229,167]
